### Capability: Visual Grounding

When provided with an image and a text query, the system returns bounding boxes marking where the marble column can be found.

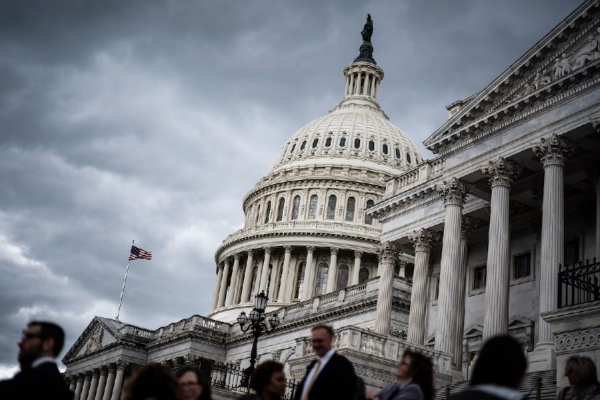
[95,368,108,400]
[102,366,116,400]
[532,134,574,348]
[374,242,397,335]
[301,246,316,301]
[407,228,439,346]
[325,248,339,293]
[216,259,230,309]
[349,74,355,96]
[435,178,469,356]
[268,252,280,299]
[258,247,272,293]
[352,251,363,285]
[240,250,254,303]
[80,373,91,400]
[75,376,84,400]
[87,371,99,400]
[69,378,76,391]
[110,363,126,400]
[363,74,370,96]
[278,246,292,302]
[210,264,224,311]
[407,228,438,345]
[454,217,479,368]
[226,254,241,306]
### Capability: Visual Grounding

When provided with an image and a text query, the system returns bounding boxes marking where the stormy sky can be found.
[0,0,581,375]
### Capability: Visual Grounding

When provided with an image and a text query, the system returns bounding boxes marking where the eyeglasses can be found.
[179,382,200,388]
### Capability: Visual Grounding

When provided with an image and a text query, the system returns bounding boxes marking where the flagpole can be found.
[116,240,134,320]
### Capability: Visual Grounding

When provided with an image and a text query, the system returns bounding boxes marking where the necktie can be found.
[301,360,322,400]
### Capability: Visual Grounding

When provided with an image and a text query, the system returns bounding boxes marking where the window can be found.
[276,198,285,222]
[291,195,301,220]
[264,201,271,224]
[337,265,349,291]
[300,141,307,151]
[472,265,487,291]
[327,195,337,220]
[564,239,579,266]
[368,140,375,151]
[382,144,389,154]
[291,144,296,153]
[325,137,332,147]
[308,195,318,219]
[255,204,261,224]
[513,252,531,280]
[315,262,329,296]
[364,199,375,225]
[312,138,319,148]
[395,147,401,159]
[294,262,306,300]
[407,153,412,164]
[354,138,361,149]
[339,137,347,147]
[345,197,356,221]
[359,267,370,283]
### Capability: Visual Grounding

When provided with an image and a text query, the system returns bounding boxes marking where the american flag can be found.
[129,245,152,261]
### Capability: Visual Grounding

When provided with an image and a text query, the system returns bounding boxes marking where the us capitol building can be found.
[63,2,600,399]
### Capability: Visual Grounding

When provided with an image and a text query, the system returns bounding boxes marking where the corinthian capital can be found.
[532,134,575,167]
[436,177,469,206]
[408,228,439,252]
[377,241,397,262]
[461,216,480,241]
[482,157,522,188]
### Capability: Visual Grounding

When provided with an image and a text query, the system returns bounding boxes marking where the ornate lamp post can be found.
[237,291,280,391]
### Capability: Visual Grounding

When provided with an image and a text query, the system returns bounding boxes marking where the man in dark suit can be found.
[0,321,73,400]
[294,324,357,400]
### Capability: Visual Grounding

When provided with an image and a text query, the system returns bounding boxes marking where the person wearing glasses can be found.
[177,366,212,400]
[0,321,73,400]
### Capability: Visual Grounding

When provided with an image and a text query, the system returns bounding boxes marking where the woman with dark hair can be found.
[372,349,434,400]
[122,363,179,400]
[238,360,287,400]
[559,356,600,400]
[176,366,212,400]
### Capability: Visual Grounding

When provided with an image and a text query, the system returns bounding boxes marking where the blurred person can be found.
[372,349,434,400]
[294,324,357,400]
[0,321,73,400]
[559,356,600,400]
[122,363,179,400]
[177,365,212,400]
[449,335,527,400]
[239,360,287,400]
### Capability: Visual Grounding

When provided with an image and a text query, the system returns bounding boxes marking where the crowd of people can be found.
[0,321,599,400]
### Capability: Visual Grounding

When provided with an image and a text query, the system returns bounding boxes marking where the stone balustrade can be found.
[117,315,229,343]
[384,157,446,198]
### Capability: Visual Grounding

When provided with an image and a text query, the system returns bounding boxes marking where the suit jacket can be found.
[293,352,356,400]
[378,382,424,400]
[0,361,74,400]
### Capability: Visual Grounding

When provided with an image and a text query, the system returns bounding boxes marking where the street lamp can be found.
[237,291,280,391]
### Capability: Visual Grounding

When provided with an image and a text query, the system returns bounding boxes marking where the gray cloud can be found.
[0,0,581,374]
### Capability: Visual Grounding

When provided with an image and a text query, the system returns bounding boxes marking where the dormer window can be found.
[312,138,319,149]
[325,137,332,147]
[382,144,389,155]
[339,137,347,147]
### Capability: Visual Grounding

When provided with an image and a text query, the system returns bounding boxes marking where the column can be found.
[75,376,84,400]
[102,366,116,400]
[278,246,293,302]
[268,252,280,299]
[363,74,370,96]
[210,264,224,311]
[110,362,126,400]
[355,73,362,94]
[258,247,272,293]
[216,259,230,309]
[374,242,397,334]
[370,78,377,97]
[325,248,339,293]
[240,250,254,303]
[95,367,108,400]
[301,246,316,301]
[532,134,573,348]
[80,373,91,400]
[349,73,355,96]
[226,254,241,306]
[351,251,363,285]
[69,377,76,391]
[454,217,479,368]
[435,178,468,356]
[407,228,438,345]
[87,370,99,400]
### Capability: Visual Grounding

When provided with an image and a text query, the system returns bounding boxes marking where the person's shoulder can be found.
[237,394,258,400]
[449,389,507,400]
[331,352,352,365]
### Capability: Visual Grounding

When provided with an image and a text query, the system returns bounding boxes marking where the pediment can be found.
[63,317,119,363]
[508,315,533,329]
[464,324,484,337]
[424,1,600,153]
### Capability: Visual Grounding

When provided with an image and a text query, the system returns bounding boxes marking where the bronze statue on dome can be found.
[361,14,373,43]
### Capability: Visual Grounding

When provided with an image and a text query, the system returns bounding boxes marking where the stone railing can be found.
[294,326,452,374]
[120,315,229,342]
[384,157,445,199]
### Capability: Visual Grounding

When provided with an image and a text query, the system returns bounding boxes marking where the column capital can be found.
[247,249,254,257]
[482,157,522,188]
[263,247,272,255]
[377,241,397,262]
[99,365,109,376]
[331,247,339,255]
[436,177,469,206]
[116,360,128,370]
[223,258,230,266]
[354,250,363,259]
[532,134,575,167]
[306,245,316,253]
[284,245,293,253]
[233,253,240,261]
[91,369,100,378]
[408,228,439,252]
[461,216,480,241]
[83,371,92,379]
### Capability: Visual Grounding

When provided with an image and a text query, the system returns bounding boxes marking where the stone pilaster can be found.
[532,134,574,349]
[87,371,99,400]
[95,367,108,400]
[258,247,272,293]
[482,157,522,340]
[352,251,363,285]
[374,241,397,335]
[226,254,241,306]
[325,248,339,293]
[102,366,116,400]
[407,228,439,344]
[216,259,230,309]
[240,250,254,303]
[110,362,127,400]
[278,246,293,302]
[435,178,469,356]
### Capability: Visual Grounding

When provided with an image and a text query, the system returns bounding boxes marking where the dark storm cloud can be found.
[0,0,581,375]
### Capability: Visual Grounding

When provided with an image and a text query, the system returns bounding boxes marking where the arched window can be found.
[336,265,349,290]
[345,197,356,221]
[339,137,347,147]
[315,262,329,296]
[312,138,319,148]
[354,138,361,149]
[325,137,332,147]
[294,261,306,300]
[326,195,337,220]
[291,195,301,220]
[382,144,389,154]
[359,267,370,283]
[395,147,401,159]
[407,152,412,164]
[365,199,375,225]
[264,201,271,224]
[308,195,318,219]
[276,198,285,221]
[255,204,261,224]
[291,144,296,153]
[250,266,259,301]
[368,140,375,151]
[300,141,307,151]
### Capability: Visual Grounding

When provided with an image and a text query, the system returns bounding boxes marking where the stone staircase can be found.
[436,370,557,400]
